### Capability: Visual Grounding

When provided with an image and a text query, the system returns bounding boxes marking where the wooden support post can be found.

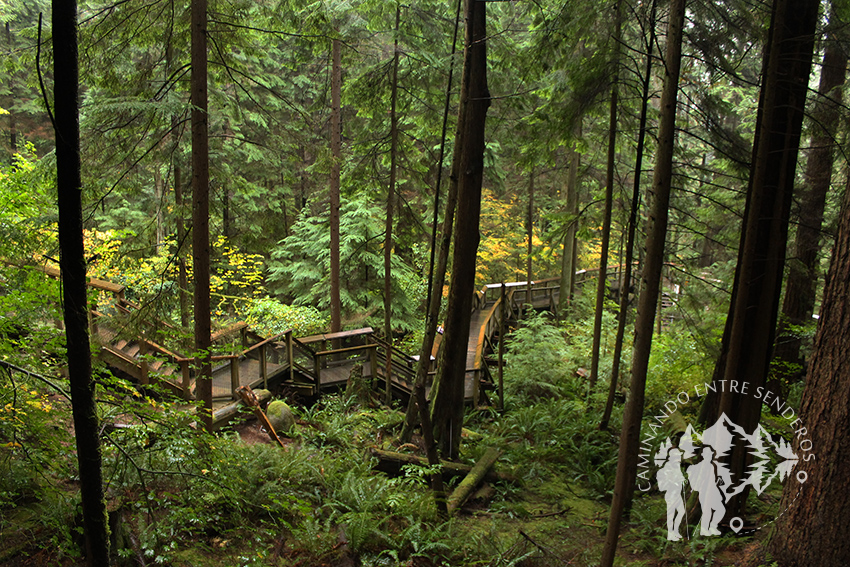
[313,355,322,391]
[180,359,191,401]
[499,282,505,411]
[259,344,268,389]
[230,357,240,398]
[241,326,248,349]
[369,345,378,388]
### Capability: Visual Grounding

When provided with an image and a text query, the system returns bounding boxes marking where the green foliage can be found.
[0,145,56,262]
[268,193,426,333]
[503,311,576,402]
[240,296,328,337]
[644,329,715,419]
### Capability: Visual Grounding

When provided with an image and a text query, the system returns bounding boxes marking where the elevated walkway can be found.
[34,261,661,407]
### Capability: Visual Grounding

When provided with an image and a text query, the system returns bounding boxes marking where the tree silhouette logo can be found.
[654,412,804,541]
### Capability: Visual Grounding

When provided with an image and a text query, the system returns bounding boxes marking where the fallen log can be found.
[369,448,518,485]
[237,386,286,448]
[211,388,272,430]
[447,447,501,513]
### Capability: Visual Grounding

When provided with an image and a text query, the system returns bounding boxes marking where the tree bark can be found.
[589,0,622,393]
[191,0,212,431]
[399,0,463,442]
[383,5,400,406]
[525,167,534,309]
[770,16,847,397]
[429,0,490,460]
[768,183,850,566]
[600,0,657,432]
[154,168,165,249]
[53,0,111,563]
[329,37,343,334]
[167,34,190,334]
[558,132,580,314]
[699,0,819,520]
[600,0,684,563]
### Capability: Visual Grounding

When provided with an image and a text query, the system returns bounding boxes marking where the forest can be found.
[2,0,850,564]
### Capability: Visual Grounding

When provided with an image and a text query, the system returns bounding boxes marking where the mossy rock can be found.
[266,400,296,435]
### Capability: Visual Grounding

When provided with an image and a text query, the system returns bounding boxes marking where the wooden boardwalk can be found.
[82,266,646,406]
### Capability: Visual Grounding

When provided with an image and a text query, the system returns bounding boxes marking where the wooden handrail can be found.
[140,338,190,363]
[292,336,317,356]
[299,327,374,344]
[239,330,290,357]
[315,343,377,357]
[211,321,248,342]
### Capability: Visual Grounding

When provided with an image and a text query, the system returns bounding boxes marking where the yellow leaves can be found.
[475,187,563,285]
[2,442,21,449]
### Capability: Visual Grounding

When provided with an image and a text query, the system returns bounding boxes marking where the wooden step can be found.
[150,359,165,372]
[114,339,128,350]
[125,343,140,357]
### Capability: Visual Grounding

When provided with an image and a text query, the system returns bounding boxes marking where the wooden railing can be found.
[140,338,192,399]
[210,330,292,400]
[369,335,421,393]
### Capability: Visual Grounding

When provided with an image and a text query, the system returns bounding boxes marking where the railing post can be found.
[139,341,149,386]
[89,298,98,337]
[369,344,378,388]
[241,326,248,349]
[180,359,191,401]
[286,330,294,382]
[259,344,268,389]
[230,357,240,398]
[313,354,322,393]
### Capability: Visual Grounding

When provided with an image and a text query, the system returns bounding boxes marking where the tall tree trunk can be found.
[222,188,230,240]
[52,2,110,563]
[400,0,463,442]
[5,22,16,163]
[191,0,212,431]
[154,168,165,249]
[175,162,190,332]
[600,0,657,431]
[526,167,534,309]
[699,0,819,520]
[589,0,622,393]
[329,37,343,333]
[600,0,684,563]
[559,131,580,313]
[770,17,847,397]
[769,183,850,565]
[166,28,190,334]
[383,5,400,405]
[429,0,490,460]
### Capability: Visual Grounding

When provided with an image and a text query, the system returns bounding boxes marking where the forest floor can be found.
[0,394,775,567]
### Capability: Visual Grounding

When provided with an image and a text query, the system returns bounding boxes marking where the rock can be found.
[266,400,296,435]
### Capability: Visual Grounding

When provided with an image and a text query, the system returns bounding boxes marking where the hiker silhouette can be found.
[657,446,687,541]
[687,446,731,536]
